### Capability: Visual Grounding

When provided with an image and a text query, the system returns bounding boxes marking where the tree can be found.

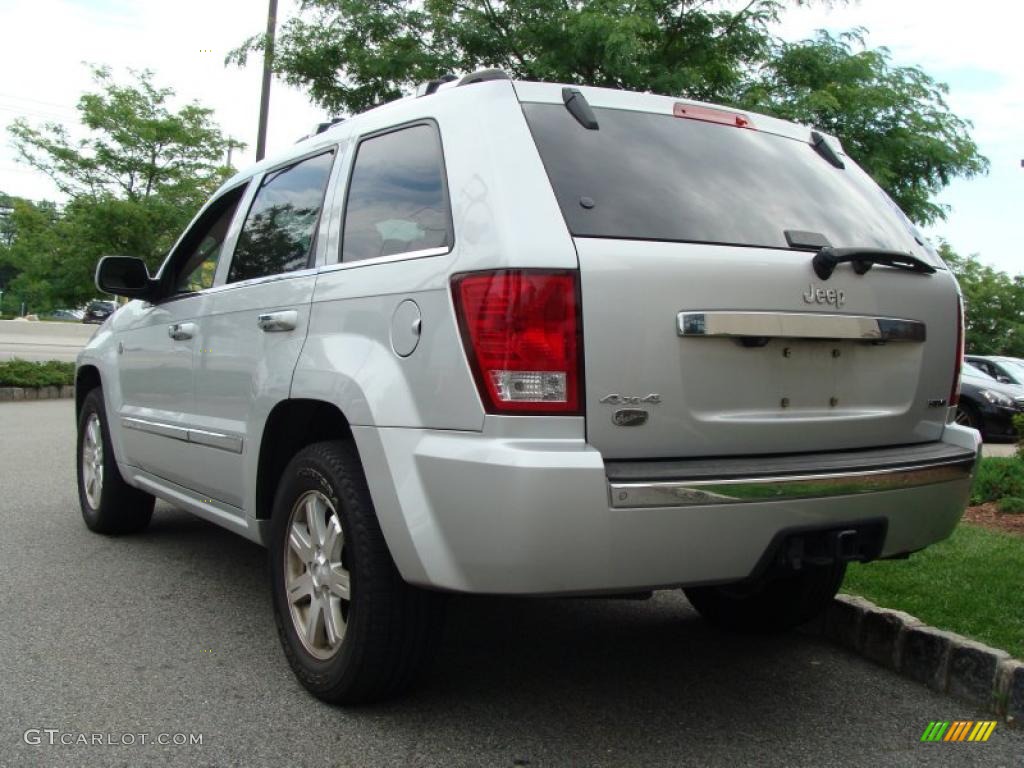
[4,67,244,309]
[940,243,1024,357]
[739,31,988,224]
[10,66,243,209]
[228,0,985,225]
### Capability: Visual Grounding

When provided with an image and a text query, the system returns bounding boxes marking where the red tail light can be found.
[950,294,964,407]
[452,270,583,415]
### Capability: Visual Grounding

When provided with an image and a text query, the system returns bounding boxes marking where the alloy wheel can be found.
[82,412,104,509]
[284,490,351,660]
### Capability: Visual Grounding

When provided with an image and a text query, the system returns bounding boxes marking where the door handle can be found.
[257,310,298,333]
[168,322,196,340]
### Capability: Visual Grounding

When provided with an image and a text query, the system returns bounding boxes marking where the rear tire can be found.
[268,440,444,704]
[684,562,846,633]
[76,387,155,534]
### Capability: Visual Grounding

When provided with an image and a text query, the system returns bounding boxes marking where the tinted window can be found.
[342,123,451,262]
[227,151,334,283]
[523,103,927,256]
[173,186,247,294]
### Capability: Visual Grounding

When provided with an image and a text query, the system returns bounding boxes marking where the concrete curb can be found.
[0,385,74,402]
[811,595,1021,724]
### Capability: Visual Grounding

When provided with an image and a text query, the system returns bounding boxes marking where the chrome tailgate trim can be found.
[677,311,926,342]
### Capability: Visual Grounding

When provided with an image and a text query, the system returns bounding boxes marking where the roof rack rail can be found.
[417,69,510,97]
[457,68,509,86]
[294,117,346,144]
[419,74,458,96]
[316,117,346,135]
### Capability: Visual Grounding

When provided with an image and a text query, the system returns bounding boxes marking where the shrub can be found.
[997,496,1024,514]
[0,359,75,388]
[971,457,1024,504]
[1015,414,1024,459]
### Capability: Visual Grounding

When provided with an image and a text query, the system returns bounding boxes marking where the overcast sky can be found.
[0,0,1020,273]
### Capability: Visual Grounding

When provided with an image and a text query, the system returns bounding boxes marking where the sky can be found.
[0,0,1020,273]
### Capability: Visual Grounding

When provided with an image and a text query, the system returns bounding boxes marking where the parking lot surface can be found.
[1,399,1021,767]
[0,320,95,362]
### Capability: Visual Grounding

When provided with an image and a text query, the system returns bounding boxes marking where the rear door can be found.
[189,148,337,508]
[520,91,959,459]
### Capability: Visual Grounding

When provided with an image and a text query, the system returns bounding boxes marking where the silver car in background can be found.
[75,71,979,703]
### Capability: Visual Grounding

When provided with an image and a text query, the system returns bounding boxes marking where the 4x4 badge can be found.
[600,393,662,406]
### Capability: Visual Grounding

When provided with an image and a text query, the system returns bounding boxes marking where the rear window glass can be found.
[522,103,924,255]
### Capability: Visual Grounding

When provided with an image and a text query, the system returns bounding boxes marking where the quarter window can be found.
[227,151,335,283]
[342,123,451,263]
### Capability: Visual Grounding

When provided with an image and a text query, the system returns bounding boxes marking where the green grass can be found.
[0,359,75,388]
[970,456,1024,504]
[843,524,1024,658]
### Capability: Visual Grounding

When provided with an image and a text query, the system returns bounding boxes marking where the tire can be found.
[268,440,444,704]
[954,401,983,438]
[684,561,846,633]
[76,386,155,534]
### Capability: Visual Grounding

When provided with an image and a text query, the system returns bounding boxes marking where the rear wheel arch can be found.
[256,399,354,521]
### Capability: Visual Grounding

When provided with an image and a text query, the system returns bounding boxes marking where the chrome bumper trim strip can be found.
[608,458,973,508]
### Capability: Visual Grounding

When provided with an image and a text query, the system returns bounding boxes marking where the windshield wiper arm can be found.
[812,246,936,280]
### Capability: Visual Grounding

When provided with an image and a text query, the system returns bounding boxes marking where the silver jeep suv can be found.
[76,70,979,703]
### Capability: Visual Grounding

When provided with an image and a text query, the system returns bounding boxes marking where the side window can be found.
[227,151,335,283]
[342,122,451,263]
[171,185,247,295]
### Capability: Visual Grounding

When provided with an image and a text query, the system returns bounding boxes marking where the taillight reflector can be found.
[673,103,753,129]
[452,270,583,415]
[950,294,964,407]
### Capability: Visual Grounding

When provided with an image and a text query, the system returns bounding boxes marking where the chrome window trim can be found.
[336,118,454,266]
[677,311,926,342]
[319,246,451,274]
[608,457,974,509]
[122,417,243,454]
[201,267,319,294]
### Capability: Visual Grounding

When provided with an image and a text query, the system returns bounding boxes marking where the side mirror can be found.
[997,375,1012,384]
[95,256,158,301]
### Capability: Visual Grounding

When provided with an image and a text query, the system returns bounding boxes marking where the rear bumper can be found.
[354,424,980,595]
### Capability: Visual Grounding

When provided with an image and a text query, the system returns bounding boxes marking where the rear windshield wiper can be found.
[812,246,936,280]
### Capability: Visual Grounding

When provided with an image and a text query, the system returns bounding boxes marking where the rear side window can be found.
[342,122,451,263]
[227,151,335,283]
[522,103,924,255]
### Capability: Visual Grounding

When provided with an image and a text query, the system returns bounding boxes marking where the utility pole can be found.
[256,0,278,162]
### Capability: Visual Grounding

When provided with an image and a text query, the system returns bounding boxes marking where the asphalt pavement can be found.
[1,399,1021,768]
[0,319,96,362]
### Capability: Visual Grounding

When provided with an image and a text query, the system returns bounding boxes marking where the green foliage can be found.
[997,496,1024,515]
[843,524,1024,658]
[940,242,1024,356]
[9,66,242,204]
[738,31,987,225]
[228,1,986,226]
[970,457,1024,505]
[228,0,783,113]
[1,67,244,312]
[0,359,75,388]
